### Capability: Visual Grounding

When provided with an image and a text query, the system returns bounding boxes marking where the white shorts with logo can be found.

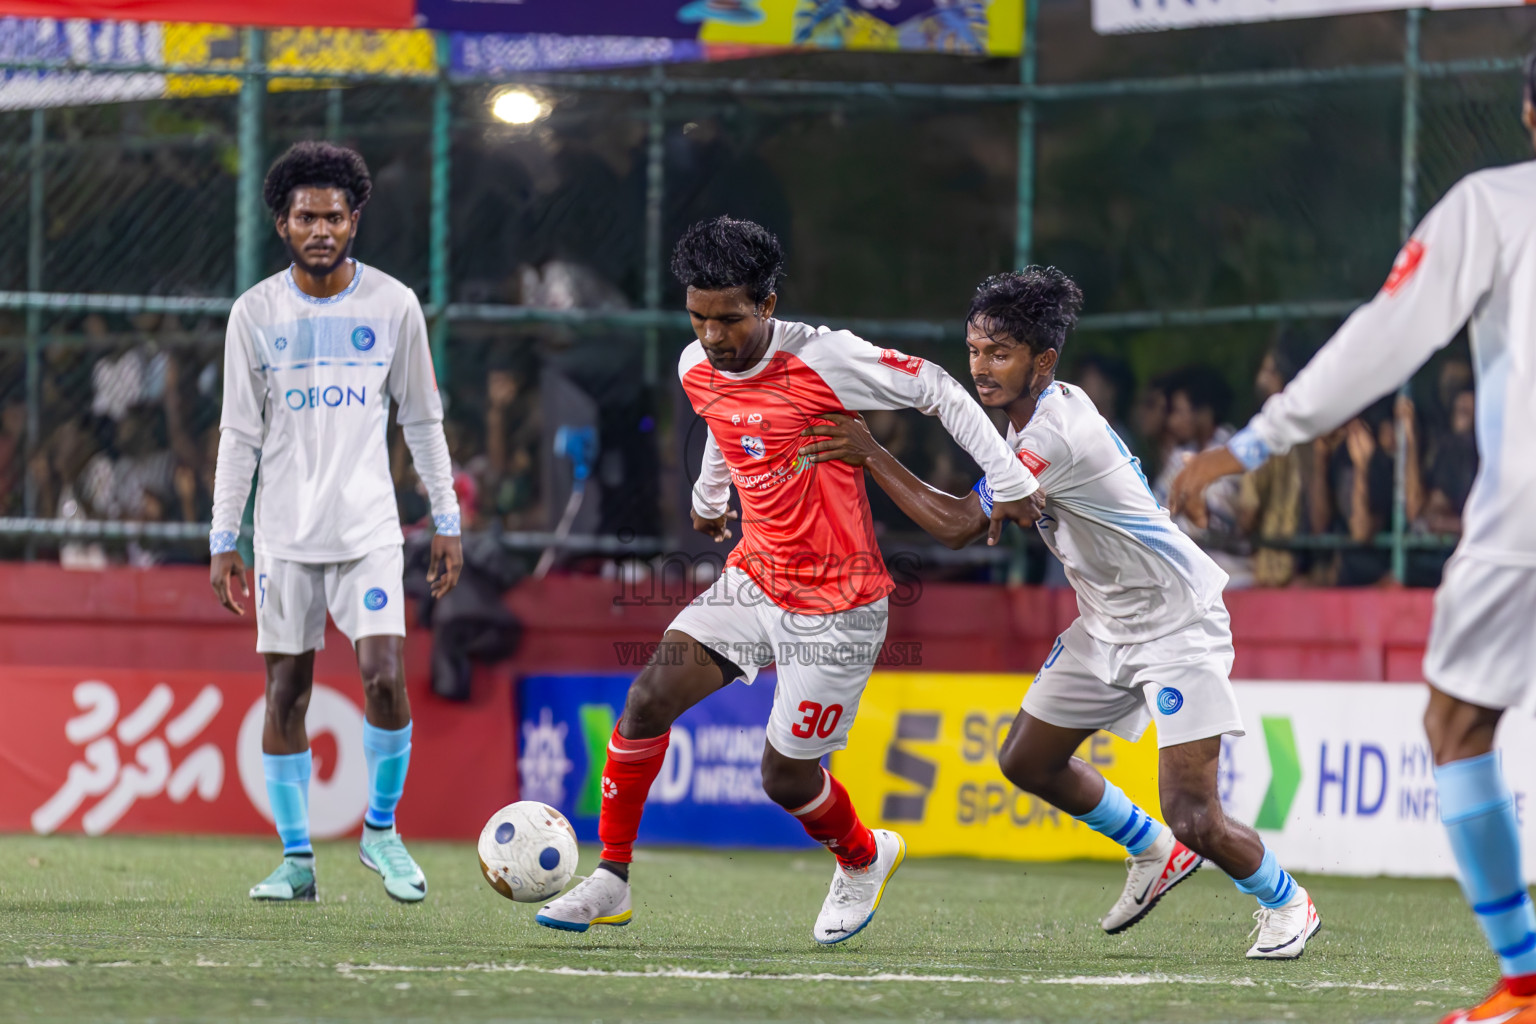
[667,566,890,760]
[1022,605,1245,749]
[1424,551,1536,711]
[254,544,406,655]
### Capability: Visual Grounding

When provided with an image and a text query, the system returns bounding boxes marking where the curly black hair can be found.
[263,141,372,217]
[967,266,1084,356]
[670,216,785,307]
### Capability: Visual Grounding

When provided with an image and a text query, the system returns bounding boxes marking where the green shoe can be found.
[249,856,317,902]
[359,824,427,903]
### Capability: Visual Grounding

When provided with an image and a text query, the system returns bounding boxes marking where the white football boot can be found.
[1246,886,1322,959]
[1101,829,1203,934]
[535,866,633,933]
[813,829,906,945]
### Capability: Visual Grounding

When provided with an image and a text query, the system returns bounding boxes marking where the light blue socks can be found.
[1235,846,1299,909]
[262,750,312,856]
[363,721,413,830]
[1074,779,1164,856]
[1438,751,1536,977]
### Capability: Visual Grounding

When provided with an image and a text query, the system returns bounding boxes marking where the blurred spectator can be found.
[482,357,543,530]
[89,312,169,423]
[1421,386,1477,535]
[1073,352,1136,449]
[1236,338,1308,587]
[0,400,26,516]
[1133,370,1177,481]
[1158,366,1252,587]
[1312,397,1404,587]
[77,410,176,522]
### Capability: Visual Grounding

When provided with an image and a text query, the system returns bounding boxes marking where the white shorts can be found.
[1424,552,1536,711]
[1022,605,1245,749]
[667,566,889,760]
[254,545,406,655]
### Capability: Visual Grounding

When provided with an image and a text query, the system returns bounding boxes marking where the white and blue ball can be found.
[477,801,579,903]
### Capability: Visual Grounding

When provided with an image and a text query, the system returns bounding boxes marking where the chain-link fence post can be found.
[1007,0,1040,587]
[430,31,452,384]
[1393,8,1423,584]
[235,28,266,295]
[643,63,668,389]
[24,108,44,554]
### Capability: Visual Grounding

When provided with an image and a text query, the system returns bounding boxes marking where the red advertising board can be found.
[3,666,515,840]
[0,1,414,29]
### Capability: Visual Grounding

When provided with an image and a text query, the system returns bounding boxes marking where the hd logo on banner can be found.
[518,673,819,850]
[830,673,1162,862]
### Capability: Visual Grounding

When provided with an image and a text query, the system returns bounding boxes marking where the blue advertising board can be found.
[518,673,819,850]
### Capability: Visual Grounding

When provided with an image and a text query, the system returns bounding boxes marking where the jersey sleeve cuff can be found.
[209,530,238,555]
[433,512,461,537]
[1227,425,1272,472]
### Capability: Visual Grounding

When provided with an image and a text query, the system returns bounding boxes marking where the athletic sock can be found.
[1437,752,1536,978]
[1072,778,1164,856]
[1234,845,1300,909]
[262,750,313,856]
[363,721,412,830]
[598,728,670,864]
[788,768,878,871]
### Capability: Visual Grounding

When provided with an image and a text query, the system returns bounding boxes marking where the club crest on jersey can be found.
[1383,239,1425,296]
[351,326,376,351]
[879,348,923,376]
[741,435,767,460]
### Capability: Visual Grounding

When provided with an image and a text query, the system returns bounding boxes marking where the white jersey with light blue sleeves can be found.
[210,261,458,564]
[974,381,1228,645]
[1232,162,1536,567]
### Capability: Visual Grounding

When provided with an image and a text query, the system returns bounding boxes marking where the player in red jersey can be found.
[536,217,1044,943]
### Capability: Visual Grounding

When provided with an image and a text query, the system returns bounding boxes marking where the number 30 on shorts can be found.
[791,701,844,739]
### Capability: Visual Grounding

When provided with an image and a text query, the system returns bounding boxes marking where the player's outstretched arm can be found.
[801,413,994,549]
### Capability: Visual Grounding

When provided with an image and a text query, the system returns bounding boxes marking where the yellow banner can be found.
[164,25,435,98]
[830,673,1163,861]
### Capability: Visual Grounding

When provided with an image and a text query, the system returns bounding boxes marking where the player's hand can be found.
[428,533,464,599]
[987,491,1048,546]
[210,550,248,616]
[1169,446,1245,529]
[799,412,878,466]
[691,508,738,543]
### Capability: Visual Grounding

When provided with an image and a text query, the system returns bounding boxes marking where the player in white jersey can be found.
[208,143,462,905]
[803,268,1319,958]
[1172,58,1536,1022]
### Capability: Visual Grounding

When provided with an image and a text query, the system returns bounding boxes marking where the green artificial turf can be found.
[0,834,1494,1023]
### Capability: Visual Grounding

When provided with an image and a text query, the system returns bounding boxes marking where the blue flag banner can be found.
[518,673,819,850]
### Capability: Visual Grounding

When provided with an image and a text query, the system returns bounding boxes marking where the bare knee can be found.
[264,672,312,737]
[1424,687,1501,766]
[358,644,405,718]
[997,737,1062,798]
[619,665,687,739]
[760,748,823,810]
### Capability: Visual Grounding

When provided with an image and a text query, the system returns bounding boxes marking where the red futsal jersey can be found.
[680,319,1038,615]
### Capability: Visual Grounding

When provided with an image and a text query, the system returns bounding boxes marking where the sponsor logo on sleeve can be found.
[879,349,924,377]
[1017,449,1051,476]
[1382,239,1425,296]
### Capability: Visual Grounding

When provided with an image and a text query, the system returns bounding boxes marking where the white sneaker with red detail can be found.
[1101,829,1203,935]
[812,829,906,945]
[1246,886,1322,959]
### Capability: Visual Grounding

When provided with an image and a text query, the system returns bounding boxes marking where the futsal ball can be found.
[477,801,579,903]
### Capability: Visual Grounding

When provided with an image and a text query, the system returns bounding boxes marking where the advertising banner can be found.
[830,673,1163,862]
[1,666,515,840]
[420,0,1025,58]
[1095,0,1529,34]
[1220,681,1536,879]
[0,17,163,110]
[0,2,413,30]
[518,673,820,850]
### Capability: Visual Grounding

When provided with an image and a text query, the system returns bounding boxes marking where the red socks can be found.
[789,768,878,870]
[597,728,670,864]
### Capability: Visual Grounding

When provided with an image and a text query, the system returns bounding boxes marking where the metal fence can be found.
[0,3,1530,583]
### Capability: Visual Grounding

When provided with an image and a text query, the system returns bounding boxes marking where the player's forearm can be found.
[926,371,1038,501]
[401,421,461,535]
[863,448,986,550]
[209,428,260,554]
